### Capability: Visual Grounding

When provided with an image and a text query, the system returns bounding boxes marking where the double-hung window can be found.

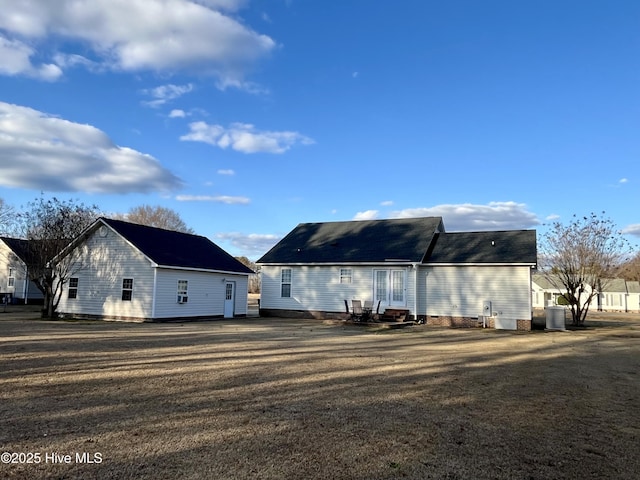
[122,278,133,301]
[7,268,14,288]
[339,268,352,284]
[177,280,189,303]
[68,278,79,299]
[281,269,292,298]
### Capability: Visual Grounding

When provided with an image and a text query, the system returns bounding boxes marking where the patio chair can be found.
[351,300,364,322]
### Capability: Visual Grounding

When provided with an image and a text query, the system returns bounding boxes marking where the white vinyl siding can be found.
[153,269,248,318]
[260,265,414,314]
[420,265,532,320]
[0,241,43,302]
[56,228,154,319]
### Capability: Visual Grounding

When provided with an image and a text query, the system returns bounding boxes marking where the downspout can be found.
[23,270,29,305]
[151,267,158,319]
[412,263,419,321]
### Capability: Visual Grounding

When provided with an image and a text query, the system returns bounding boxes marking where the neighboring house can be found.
[55,218,254,322]
[597,278,634,313]
[532,274,640,313]
[257,217,537,330]
[625,281,640,313]
[531,273,571,310]
[0,237,44,304]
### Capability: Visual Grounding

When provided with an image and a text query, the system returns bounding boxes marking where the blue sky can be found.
[0,0,638,259]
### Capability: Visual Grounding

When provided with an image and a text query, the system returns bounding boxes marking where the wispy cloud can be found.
[176,194,250,204]
[621,224,640,237]
[380,200,393,206]
[169,109,187,118]
[181,122,314,154]
[619,178,628,184]
[141,84,194,108]
[217,169,235,175]
[391,201,540,231]
[0,101,182,193]
[214,232,282,259]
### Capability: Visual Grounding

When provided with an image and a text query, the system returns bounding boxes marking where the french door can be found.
[373,269,406,307]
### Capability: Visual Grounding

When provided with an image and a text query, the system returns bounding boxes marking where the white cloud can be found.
[0,101,182,193]
[142,84,194,108]
[621,224,640,237]
[0,0,275,90]
[353,210,379,221]
[545,214,560,221]
[217,169,235,175]
[214,232,281,258]
[619,178,628,184]
[169,109,187,118]
[0,35,62,80]
[175,194,249,204]
[380,200,394,206]
[391,201,540,231]
[180,121,314,154]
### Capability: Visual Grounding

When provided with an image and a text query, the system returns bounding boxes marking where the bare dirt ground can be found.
[0,307,639,479]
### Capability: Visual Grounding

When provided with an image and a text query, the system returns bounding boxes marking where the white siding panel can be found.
[57,229,154,318]
[422,266,532,320]
[153,269,248,319]
[260,265,411,314]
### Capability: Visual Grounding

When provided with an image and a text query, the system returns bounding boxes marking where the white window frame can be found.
[339,268,353,284]
[7,268,15,288]
[122,278,133,301]
[177,279,189,303]
[68,277,79,299]
[281,269,292,298]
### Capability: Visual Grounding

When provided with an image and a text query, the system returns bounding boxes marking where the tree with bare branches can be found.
[616,251,640,282]
[115,205,194,233]
[0,197,16,235]
[16,196,101,318]
[538,212,630,326]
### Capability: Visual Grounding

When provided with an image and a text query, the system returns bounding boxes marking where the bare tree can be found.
[16,196,101,318]
[235,256,260,293]
[538,212,630,326]
[616,251,640,282]
[115,205,194,234]
[0,197,16,235]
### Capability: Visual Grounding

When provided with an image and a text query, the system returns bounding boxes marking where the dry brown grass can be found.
[1,307,639,479]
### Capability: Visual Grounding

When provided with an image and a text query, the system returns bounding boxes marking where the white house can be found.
[625,281,640,313]
[0,237,44,304]
[55,218,254,322]
[257,217,537,330]
[531,273,570,310]
[597,278,637,313]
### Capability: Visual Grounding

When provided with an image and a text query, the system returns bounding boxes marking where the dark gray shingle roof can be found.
[101,218,253,274]
[426,230,537,264]
[1,237,35,264]
[257,217,444,264]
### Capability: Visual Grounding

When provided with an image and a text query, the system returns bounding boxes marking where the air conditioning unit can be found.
[177,295,188,304]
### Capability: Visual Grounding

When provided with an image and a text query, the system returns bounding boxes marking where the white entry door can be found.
[224,281,235,318]
[373,269,406,308]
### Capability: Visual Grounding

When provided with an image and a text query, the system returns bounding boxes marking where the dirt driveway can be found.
[1,309,639,479]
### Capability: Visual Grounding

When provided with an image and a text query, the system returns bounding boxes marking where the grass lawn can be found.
[1,308,639,479]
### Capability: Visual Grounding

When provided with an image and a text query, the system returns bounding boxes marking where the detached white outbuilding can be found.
[56,218,253,322]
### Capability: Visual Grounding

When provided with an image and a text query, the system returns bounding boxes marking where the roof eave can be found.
[155,264,253,275]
